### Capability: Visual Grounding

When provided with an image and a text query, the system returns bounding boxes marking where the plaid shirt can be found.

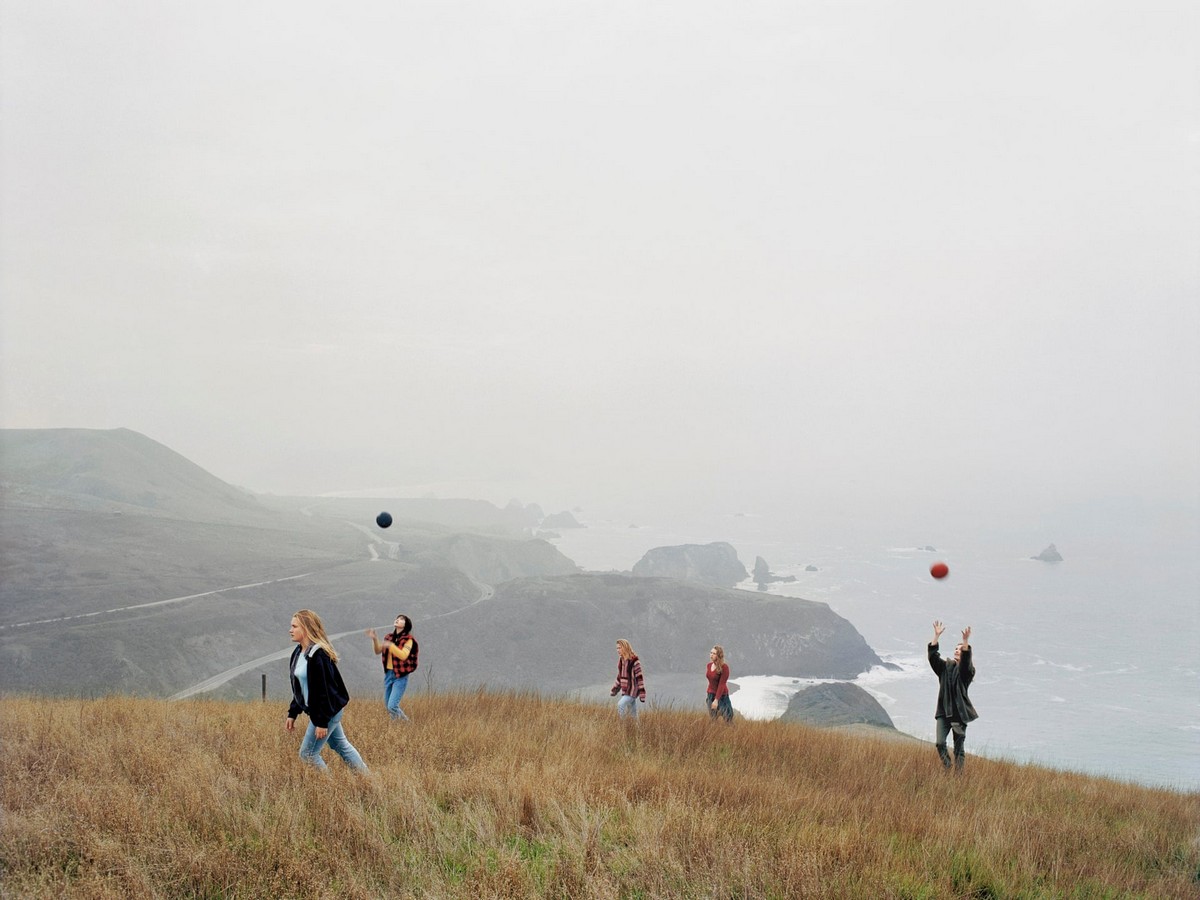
[383,632,418,676]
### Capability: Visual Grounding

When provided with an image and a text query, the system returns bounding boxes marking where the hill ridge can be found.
[0,426,263,522]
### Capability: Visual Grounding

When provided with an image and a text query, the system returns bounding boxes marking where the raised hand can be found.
[933,620,946,642]
[961,625,971,646]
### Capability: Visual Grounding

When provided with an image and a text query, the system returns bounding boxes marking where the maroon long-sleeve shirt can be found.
[706,662,730,697]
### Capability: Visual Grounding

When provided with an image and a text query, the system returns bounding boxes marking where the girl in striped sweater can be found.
[610,638,647,719]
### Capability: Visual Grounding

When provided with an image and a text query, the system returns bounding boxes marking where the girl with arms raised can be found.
[367,614,418,722]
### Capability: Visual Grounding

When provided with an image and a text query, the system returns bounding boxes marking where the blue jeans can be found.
[707,692,733,722]
[617,694,640,719]
[384,670,410,721]
[298,709,368,773]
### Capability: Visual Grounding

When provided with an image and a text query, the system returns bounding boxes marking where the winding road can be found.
[168,575,495,700]
[347,521,401,560]
[6,515,497,700]
[0,572,316,632]
[4,520,396,633]
[168,625,364,700]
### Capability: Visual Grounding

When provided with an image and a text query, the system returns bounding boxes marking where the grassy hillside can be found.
[2,693,1196,898]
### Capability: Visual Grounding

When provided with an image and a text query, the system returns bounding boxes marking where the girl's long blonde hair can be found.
[616,638,637,660]
[710,644,726,674]
[293,609,338,663]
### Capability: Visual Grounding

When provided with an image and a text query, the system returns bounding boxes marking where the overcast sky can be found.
[2,1,1196,524]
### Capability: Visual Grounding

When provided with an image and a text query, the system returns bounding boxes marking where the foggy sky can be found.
[2,1,1197,524]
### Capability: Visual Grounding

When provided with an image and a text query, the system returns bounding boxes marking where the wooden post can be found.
[261,673,267,701]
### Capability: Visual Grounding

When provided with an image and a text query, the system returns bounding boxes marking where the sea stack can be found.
[1032,543,1064,562]
[753,556,798,587]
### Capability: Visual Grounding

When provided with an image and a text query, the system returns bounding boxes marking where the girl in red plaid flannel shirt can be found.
[366,614,418,722]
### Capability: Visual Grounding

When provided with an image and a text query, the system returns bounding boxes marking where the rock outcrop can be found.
[753,556,798,588]
[778,682,895,729]
[1032,543,1063,562]
[632,542,748,588]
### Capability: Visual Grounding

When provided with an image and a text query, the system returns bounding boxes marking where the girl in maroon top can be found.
[706,645,733,722]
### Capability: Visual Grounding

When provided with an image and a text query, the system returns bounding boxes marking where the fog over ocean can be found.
[2,0,1195,797]
[552,504,1199,791]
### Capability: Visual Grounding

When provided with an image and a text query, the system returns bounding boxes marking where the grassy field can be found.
[2,692,1197,899]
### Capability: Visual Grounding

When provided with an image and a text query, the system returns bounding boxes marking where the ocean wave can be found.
[859,654,925,677]
[727,675,827,721]
[1032,658,1087,672]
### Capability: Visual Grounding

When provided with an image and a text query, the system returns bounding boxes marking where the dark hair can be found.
[393,615,412,638]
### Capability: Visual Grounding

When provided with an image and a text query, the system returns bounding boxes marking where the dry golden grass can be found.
[2,691,1197,898]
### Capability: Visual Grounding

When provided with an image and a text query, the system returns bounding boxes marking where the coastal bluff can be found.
[417,572,885,699]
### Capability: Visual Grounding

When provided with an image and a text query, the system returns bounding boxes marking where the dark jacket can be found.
[928,642,978,724]
[287,644,350,728]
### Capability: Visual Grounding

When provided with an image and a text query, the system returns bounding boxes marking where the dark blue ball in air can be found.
[376,511,392,529]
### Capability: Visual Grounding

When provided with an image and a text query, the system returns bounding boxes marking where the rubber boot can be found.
[952,725,966,773]
[936,743,953,769]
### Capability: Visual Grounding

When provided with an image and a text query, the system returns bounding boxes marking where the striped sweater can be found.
[611,655,647,701]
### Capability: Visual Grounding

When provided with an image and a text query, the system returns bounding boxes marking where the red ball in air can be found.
[930,561,949,579]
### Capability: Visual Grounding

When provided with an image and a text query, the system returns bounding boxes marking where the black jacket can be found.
[928,642,978,724]
[287,644,350,728]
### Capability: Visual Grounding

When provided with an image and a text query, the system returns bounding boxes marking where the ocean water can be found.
[552,506,1200,791]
